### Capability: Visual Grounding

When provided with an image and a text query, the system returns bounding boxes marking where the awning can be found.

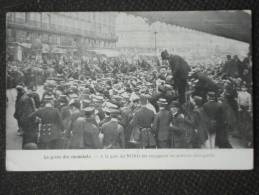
[127,11,251,43]
[88,49,121,57]
[51,47,66,54]
[17,42,31,48]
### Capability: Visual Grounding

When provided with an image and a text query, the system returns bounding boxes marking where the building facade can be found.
[6,12,117,58]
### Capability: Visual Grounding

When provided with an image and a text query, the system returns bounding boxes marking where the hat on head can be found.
[23,142,38,150]
[161,50,169,60]
[59,94,68,102]
[207,91,216,97]
[240,81,247,88]
[69,93,79,99]
[16,84,24,90]
[43,95,54,102]
[82,99,91,108]
[192,96,203,107]
[157,98,168,106]
[69,99,81,109]
[103,102,118,111]
[106,108,120,116]
[93,95,104,103]
[83,107,95,116]
[113,95,122,101]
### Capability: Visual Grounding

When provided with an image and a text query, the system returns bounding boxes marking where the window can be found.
[6,13,14,22]
[15,12,26,23]
[42,33,49,43]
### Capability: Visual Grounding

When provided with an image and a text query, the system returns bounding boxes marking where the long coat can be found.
[168,54,190,87]
[120,105,133,142]
[153,109,172,143]
[192,107,209,147]
[69,117,102,149]
[171,113,193,148]
[101,120,125,149]
[130,106,156,147]
[15,93,37,145]
[29,107,64,144]
[203,100,231,148]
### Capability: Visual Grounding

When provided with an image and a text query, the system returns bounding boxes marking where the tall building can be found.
[6,12,118,60]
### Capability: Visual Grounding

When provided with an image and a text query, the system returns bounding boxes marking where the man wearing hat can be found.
[119,96,135,148]
[191,96,209,148]
[170,100,192,148]
[93,95,105,123]
[14,84,26,136]
[14,84,38,147]
[69,107,102,149]
[27,85,41,109]
[41,83,56,106]
[222,55,239,78]
[28,97,64,149]
[191,71,220,103]
[161,50,191,105]
[56,94,69,111]
[101,108,125,149]
[237,83,252,147]
[153,98,172,148]
[203,91,230,148]
[130,93,156,148]
[83,107,102,149]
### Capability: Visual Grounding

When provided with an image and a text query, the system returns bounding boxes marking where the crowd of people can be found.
[8,49,253,149]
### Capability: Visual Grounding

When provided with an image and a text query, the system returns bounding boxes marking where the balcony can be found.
[7,19,118,41]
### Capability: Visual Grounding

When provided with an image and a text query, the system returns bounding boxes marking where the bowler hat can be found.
[83,107,95,115]
[207,91,216,97]
[157,98,168,105]
[106,108,120,115]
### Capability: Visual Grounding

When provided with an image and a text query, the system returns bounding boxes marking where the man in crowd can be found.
[9,48,252,150]
[130,93,156,148]
[153,98,172,148]
[14,84,37,148]
[28,97,64,149]
[161,50,191,104]
[101,108,125,149]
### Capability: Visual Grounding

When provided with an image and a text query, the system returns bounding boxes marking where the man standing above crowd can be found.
[161,50,191,104]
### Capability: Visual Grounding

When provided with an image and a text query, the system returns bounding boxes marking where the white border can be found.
[6,149,253,171]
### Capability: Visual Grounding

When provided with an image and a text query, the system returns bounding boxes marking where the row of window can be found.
[6,29,116,48]
[7,12,115,33]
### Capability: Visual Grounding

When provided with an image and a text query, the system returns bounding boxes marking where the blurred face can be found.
[241,86,247,92]
[243,69,248,75]
[170,107,178,115]
[133,100,140,108]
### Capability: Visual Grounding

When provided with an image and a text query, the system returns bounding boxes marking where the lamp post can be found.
[154,31,157,53]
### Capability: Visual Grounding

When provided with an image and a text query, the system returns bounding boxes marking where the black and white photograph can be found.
[5,11,253,170]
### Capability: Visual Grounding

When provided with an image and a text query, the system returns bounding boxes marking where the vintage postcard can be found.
[6,11,253,171]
